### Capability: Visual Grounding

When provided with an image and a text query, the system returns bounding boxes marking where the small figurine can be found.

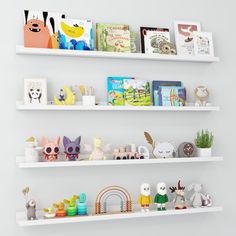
[194,86,210,107]
[22,187,37,220]
[53,202,67,217]
[41,137,60,162]
[202,194,213,207]
[54,86,75,105]
[77,193,87,215]
[154,183,169,211]
[138,183,152,212]
[63,136,81,161]
[64,195,78,216]
[43,207,56,218]
[144,132,175,158]
[170,180,187,210]
[84,137,110,160]
[25,136,42,162]
[178,142,197,158]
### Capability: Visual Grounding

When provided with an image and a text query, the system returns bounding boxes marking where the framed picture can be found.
[24,78,47,105]
[193,32,214,56]
[174,21,201,56]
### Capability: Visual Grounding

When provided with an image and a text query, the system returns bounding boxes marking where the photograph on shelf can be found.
[24,10,65,49]
[24,78,47,105]
[174,21,201,55]
[193,32,214,56]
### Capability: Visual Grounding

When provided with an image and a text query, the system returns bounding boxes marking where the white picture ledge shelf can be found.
[16,157,223,169]
[16,102,220,112]
[16,207,223,227]
[16,46,220,63]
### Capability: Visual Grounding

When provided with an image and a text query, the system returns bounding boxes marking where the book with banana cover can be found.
[58,19,94,50]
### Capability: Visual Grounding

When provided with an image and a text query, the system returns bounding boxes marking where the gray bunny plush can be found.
[22,187,37,220]
[188,184,208,208]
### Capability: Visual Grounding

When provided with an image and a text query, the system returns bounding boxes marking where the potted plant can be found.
[195,130,213,157]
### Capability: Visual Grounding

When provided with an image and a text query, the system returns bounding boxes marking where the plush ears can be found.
[54,137,60,145]
[63,136,81,146]
[75,136,81,145]
[42,137,60,146]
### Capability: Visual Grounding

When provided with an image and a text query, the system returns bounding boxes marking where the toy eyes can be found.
[75,147,80,152]
[54,147,59,153]
[166,151,171,153]
[158,151,163,153]
[46,147,52,153]
[68,147,73,153]
[67,146,80,153]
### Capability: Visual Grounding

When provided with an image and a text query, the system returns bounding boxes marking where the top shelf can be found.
[16,46,220,63]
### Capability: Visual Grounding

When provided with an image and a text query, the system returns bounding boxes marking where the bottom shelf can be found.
[16,206,223,227]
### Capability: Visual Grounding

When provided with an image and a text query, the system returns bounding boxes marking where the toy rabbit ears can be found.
[41,137,60,146]
[63,136,81,146]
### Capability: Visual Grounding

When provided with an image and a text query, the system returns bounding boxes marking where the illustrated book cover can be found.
[193,32,214,56]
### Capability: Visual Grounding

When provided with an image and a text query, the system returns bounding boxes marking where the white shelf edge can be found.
[16,45,220,63]
[16,101,220,112]
[16,156,223,169]
[16,207,223,227]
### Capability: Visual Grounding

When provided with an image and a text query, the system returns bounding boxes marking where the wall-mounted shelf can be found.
[16,156,223,169]
[16,46,220,63]
[16,101,220,112]
[16,206,223,227]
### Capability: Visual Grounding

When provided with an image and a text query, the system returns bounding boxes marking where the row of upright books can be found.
[107,77,186,106]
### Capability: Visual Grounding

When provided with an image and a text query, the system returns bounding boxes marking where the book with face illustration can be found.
[24,10,65,49]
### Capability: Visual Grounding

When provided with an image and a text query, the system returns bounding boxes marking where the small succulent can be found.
[195,130,213,148]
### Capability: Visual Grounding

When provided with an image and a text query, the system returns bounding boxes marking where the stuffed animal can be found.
[194,86,210,106]
[138,183,152,212]
[22,187,37,220]
[170,180,187,210]
[63,136,81,161]
[154,183,169,211]
[41,137,60,162]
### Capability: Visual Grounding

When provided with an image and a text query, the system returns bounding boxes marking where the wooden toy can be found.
[25,136,42,162]
[43,207,56,218]
[53,202,67,217]
[54,86,75,105]
[77,193,87,215]
[194,86,210,106]
[113,144,149,160]
[64,195,78,216]
[178,142,197,157]
[154,182,169,211]
[63,136,81,161]
[144,132,175,158]
[22,187,37,220]
[138,183,152,212]
[170,180,187,210]
[41,137,60,162]
[95,186,132,214]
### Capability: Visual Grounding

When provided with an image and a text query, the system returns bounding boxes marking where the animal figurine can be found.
[138,183,152,212]
[154,183,169,211]
[144,132,175,158]
[178,142,197,158]
[170,180,187,210]
[84,137,110,160]
[194,86,210,106]
[64,195,78,216]
[54,86,76,105]
[25,137,42,162]
[41,137,60,162]
[77,193,87,215]
[63,136,81,161]
[202,194,213,207]
[22,187,37,220]
[43,207,56,218]
[53,202,67,217]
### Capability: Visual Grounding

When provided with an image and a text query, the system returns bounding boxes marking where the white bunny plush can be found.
[188,184,207,208]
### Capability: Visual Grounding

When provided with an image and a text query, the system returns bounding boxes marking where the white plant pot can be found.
[197,148,212,157]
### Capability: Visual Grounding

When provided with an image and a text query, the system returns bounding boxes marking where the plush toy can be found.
[63,136,81,161]
[194,86,210,106]
[41,137,60,162]
[22,187,37,220]
[138,183,152,212]
[170,180,187,210]
[202,194,213,207]
[154,183,169,211]
[178,142,197,157]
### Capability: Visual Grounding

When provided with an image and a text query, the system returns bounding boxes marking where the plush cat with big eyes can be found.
[63,136,81,161]
[41,137,60,162]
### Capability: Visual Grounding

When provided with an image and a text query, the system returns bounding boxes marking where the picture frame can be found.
[174,21,201,56]
[24,78,47,105]
[193,32,214,56]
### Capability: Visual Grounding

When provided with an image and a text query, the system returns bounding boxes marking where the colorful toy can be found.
[170,180,187,210]
[95,186,132,214]
[22,187,37,220]
[41,137,60,161]
[54,86,75,105]
[194,86,210,106]
[154,183,169,211]
[77,193,87,215]
[144,132,175,158]
[63,136,81,161]
[25,137,42,162]
[138,183,152,212]
[64,195,78,216]
[113,144,149,160]
[53,202,67,217]
[178,142,197,157]
[43,207,56,218]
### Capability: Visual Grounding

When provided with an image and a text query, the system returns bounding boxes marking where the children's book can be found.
[58,19,94,50]
[152,81,182,106]
[107,77,134,106]
[140,27,170,53]
[24,10,65,49]
[158,86,186,106]
[124,80,151,106]
[96,24,131,52]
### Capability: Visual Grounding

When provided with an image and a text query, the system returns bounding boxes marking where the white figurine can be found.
[194,86,210,107]
[138,183,152,212]
[25,137,42,162]
[154,183,169,211]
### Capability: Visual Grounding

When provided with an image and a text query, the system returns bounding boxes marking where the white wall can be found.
[0,0,235,235]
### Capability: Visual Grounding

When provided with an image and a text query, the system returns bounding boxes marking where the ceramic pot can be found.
[197,148,212,157]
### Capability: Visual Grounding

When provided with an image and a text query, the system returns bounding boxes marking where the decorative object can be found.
[54,86,75,105]
[24,137,42,162]
[144,132,175,158]
[138,183,152,212]
[154,182,169,211]
[22,187,37,220]
[174,21,201,55]
[24,78,47,105]
[130,31,137,53]
[53,202,66,217]
[64,195,78,216]
[43,207,56,218]
[24,10,65,48]
[194,86,210,106]
[157,40,177,55]
[193,32,214,56]
[41,137,60,161]
[195,130,213,157]
[77,193,87,215]
[170,180,187,210]
[63,136,81,161]
[95,186,132,214]
[178,142,197,157]
[202,194,213,207]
